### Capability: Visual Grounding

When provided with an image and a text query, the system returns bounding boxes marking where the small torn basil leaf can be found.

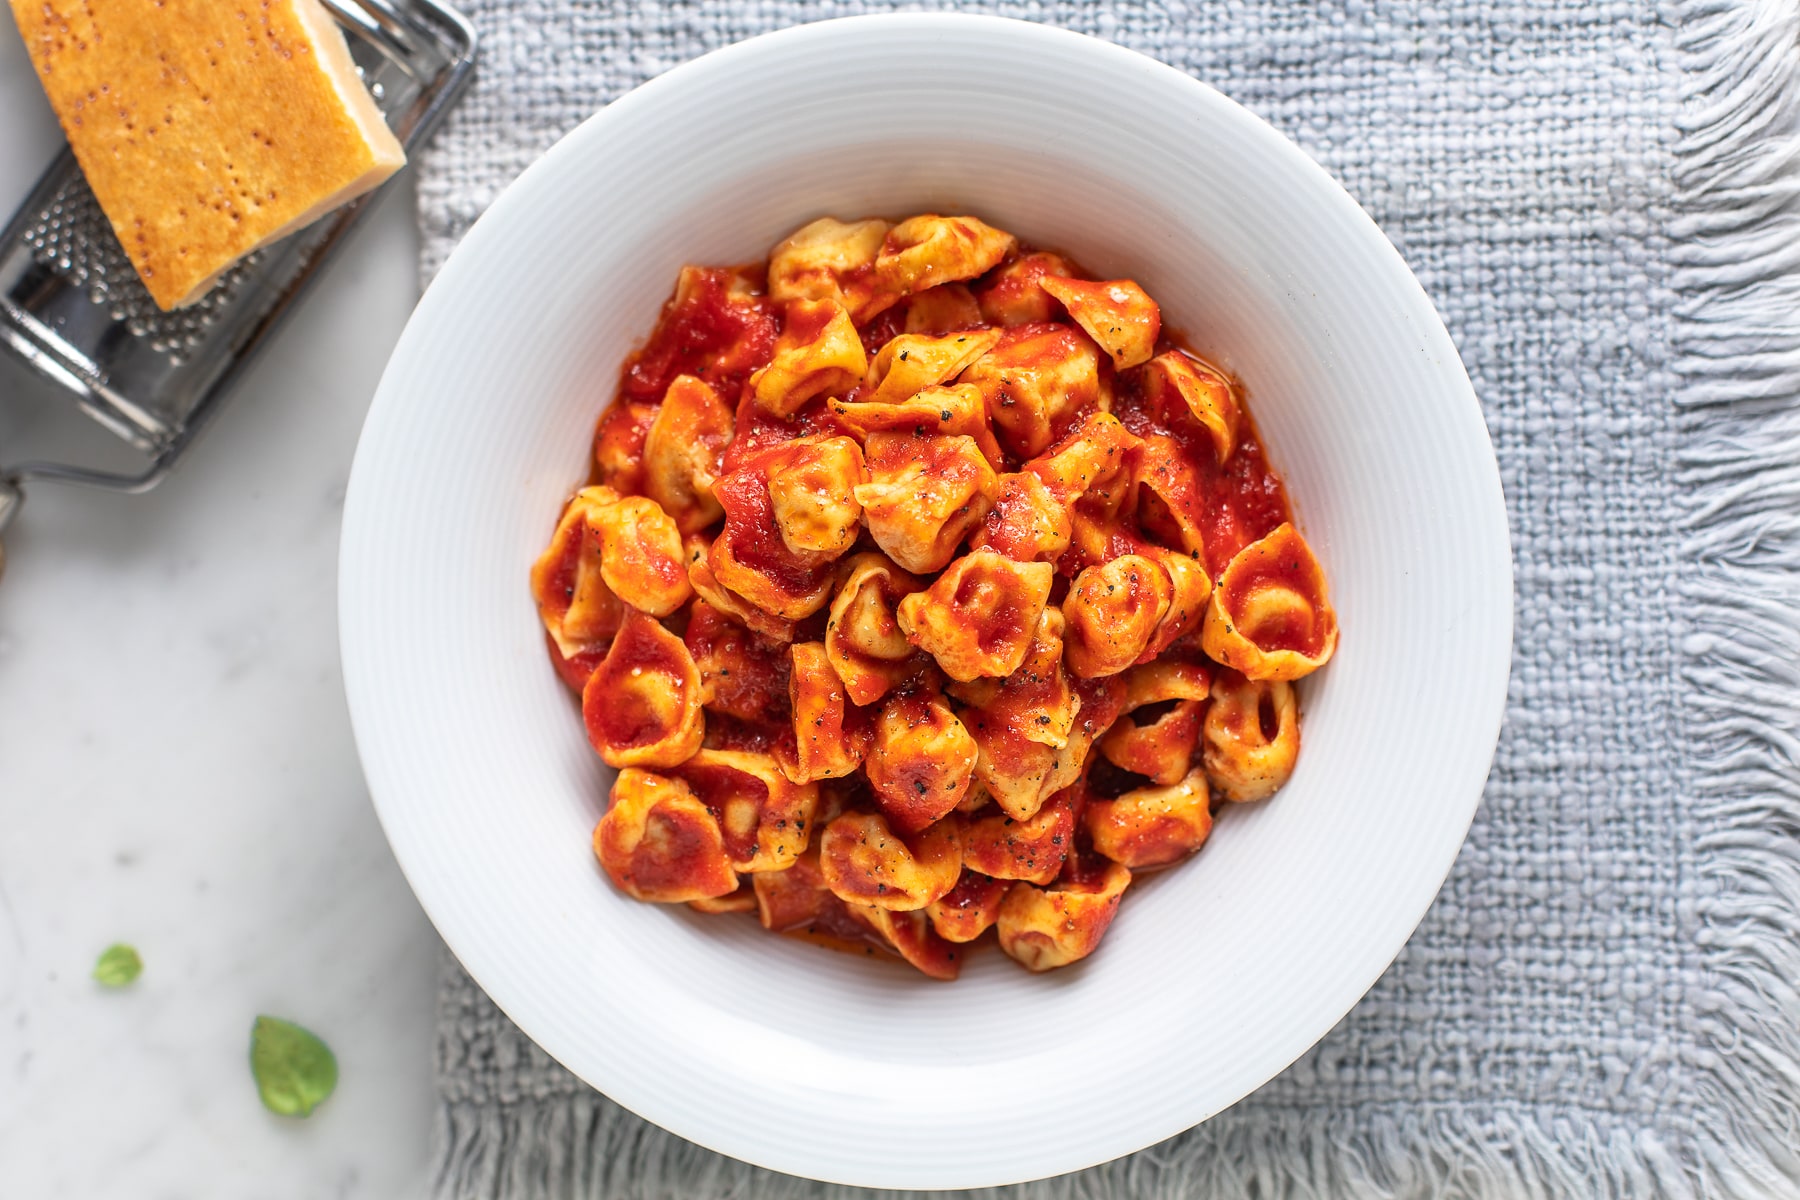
[92,943,142,988]
[250,1015,338,1117]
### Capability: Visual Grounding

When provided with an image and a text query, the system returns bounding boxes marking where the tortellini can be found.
[1098,659,1214,785]
[962,324,1104,459]
[1024,411,1142,566]
[529,486,691,658]
[1139,350,1240,464]
[540,211,1335,979]
[641,375,734,534]
[1202,522,1339,681]
[873,214,1016,305]
[997,860,1131,972]
[779,642,871,783]
[582,610,705,768]
[1039,276,1161,371]
[970,471,1074,564]
[1202,669,1301,802]
[686,538,798,643]
[1082,768,1214,869]
[962,792,1077,886]
[975,251,1073,326]
[862,329,1002,406]
[904,283,984,335]
[711,438,862,620]
[926,870,1009,943]
[819,810,964,910]
[865,688,979,832]
[765,435,866,557]
[750,299,867,417]
[959,613,1102,822]
[685,599,792,721]
[830,383,1004,468]
[845,904,962,980]
[595,769,738,903]
[670,748,818,874]
[768,217,890,311]
[854,432,1000,574]
[1061,553,1176,678]
[896,549,1056,681]
[823,553,927,706]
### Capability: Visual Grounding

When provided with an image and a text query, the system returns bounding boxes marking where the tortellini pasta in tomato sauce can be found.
[779,642,872,783]
[750,299,867,417]
[961,323,1105,459]
[529,486,691,658]
[537,210,1335,978]
[872,214,1016,310]
[997,859,1132,972]
[669,747,817,874]
[854,432,1000,574]
[823,552,927,706]
[1061,553,1176,679]
[819,810,964,911]
[970,471,1074,564]
[975,251,1074,326]
[897,549,1056,682]
[1098,658,1214,786]
[831,383,1005,468]
[1039,276,1161,371]
[904,283,985,335]
[767,217,889,311]
[865,688,979,832]
[1082,768,1214,869]
[594,769,738,904]
[962,791,1077,886]
[642,375,734,534]
[1138,350,1241,465]
[861,329,1001,407]
[1202,669,1301,803]
[582,610,705,769]
[1202,522,1339,682]
[925,869,1009,944]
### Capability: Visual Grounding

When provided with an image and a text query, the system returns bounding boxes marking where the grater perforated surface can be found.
[21,170,256,367]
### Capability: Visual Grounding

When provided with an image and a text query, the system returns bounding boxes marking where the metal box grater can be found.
[0,0,477,570]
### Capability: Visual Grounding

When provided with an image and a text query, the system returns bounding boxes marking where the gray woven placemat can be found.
[414,2,1800,1196]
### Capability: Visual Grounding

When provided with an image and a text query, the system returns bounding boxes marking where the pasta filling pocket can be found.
[897,549,1057,682]
[749,298,868,416]
[1201,522,1338,680]
[581,610,706,768]
[823,552,929,706]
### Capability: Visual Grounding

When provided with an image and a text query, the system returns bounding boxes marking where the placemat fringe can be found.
[430,1085,1708,1200]
[1670,0,1800,1197]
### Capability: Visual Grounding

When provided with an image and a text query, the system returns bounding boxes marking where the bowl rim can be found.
[342,10,1514,1188]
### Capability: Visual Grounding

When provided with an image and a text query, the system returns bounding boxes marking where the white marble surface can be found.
[0,9,440,1195]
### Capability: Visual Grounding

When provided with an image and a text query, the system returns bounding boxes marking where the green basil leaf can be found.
[92,943,142,988]
[250,1016,338,1117]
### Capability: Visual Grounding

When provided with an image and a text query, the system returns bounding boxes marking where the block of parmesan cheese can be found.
[10,0,405,310]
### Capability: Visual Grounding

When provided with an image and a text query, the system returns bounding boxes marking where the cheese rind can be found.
[11,0,406,310]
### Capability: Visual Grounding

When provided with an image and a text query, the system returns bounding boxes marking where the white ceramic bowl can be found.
[341,14,1511,1190]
